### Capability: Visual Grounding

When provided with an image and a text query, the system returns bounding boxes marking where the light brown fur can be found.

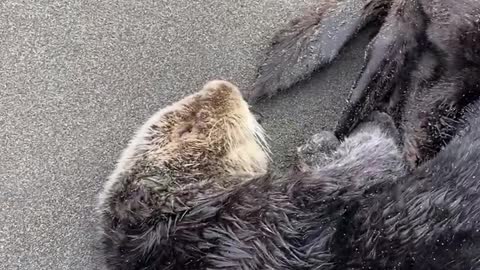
[98,80,270,210]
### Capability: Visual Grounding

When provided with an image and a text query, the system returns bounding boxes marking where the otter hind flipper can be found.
[334,0,426,139]
[246,0,391,103]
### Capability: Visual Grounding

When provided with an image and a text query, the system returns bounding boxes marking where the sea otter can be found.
[97,80,480,269]
[247,0,480,166]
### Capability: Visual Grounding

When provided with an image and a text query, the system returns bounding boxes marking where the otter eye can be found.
[177,124,193,138]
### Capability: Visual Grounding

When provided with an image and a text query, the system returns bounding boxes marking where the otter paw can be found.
[366,111,400,142]
[296,131,339,169]
[368,111,395,128]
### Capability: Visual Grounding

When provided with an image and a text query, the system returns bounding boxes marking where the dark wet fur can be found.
[334,103,480,269]
[99,111,406,269]
[249,0,480,165]
[99,100,480,269]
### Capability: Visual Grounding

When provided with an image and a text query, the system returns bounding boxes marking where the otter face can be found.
[132,80,270,180]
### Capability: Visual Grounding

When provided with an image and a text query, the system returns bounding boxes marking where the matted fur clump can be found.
[98,80,480,269]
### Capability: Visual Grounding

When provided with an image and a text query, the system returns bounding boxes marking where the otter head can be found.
[140,80,270,182]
